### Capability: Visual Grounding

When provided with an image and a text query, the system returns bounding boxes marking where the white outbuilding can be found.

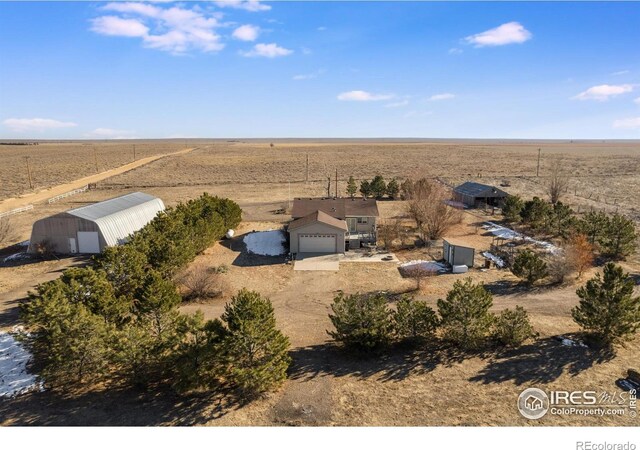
[28,192,165,254]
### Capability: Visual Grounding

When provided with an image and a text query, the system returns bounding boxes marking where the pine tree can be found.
[437,278,494,350]
[577,211,608,245]
[502,195,524,223]
[511,250,548,286]
[370,175,387,199]
[521,197,552,230]
[360,180,372,198]
[393,296,438,342]
[599,213,637,260]
[220,289,291,397]
[493,306,535,347]
[572,263,640,345]
[328,292,393,351]
[93,245,149,301]
[346,176,357,198]
[386,178,400,199]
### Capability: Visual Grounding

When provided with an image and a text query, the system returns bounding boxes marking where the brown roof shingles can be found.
[288,210,348,231]
[290,197,379,219]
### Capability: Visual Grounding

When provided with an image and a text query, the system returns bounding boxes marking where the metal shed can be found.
[453,182,508,208]
[443,239,475,268]
[28,192,165,254]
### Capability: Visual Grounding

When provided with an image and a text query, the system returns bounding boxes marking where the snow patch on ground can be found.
[399,260,448,273]
[483,222,560,254]
[243,230,286,256]
[0,329,43,398]
[482,251,506,268]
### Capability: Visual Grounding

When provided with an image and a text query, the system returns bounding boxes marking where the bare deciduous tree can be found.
[377,218,401,250]
[177,263,227,301]
[0,217,14,246]
[565,233,595,279]
[548,163,570,204]
[403,265,437,291]
[407,178,463,242]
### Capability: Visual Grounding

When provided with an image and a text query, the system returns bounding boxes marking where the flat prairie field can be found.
[0,139,639,426]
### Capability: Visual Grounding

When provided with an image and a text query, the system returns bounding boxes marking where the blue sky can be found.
[0,1,639,139]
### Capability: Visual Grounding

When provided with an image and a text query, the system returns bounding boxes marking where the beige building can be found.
[288,197,379,254]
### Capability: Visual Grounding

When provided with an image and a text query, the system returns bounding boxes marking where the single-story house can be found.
[443,238,475,267]
[28,192,164,254]
[288,197,379,254]
[453,181,508,208]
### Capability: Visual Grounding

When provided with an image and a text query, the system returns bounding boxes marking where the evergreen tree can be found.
[93,245,149,302]
[220,289,291,397]
[346,176,358,198]
[521,197,552,230]
[572,263,640,345]
[599,213,637,260]
[386,178,400,199]
[502,195,524,223]
[370,175,387,199]
[577,211,608,246]
[493,306,536,347]
[511,250,548,286]
[393,296,438,342]
[547,201,577,237]
[437,278,494,350]
[328,292,394,351]
[359,180,372,198]
[21,285,113,385]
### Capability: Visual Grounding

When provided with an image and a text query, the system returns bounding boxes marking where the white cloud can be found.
[3,118,78,132]
[317,26,327,31]
[91,16,149,37]
[337,91,394,101]
[572,84,634,101]
[214,1,271,12]
[428,93,456,101]
[92,3,224,54]
[241,43,293,58]
[385,100,409,108]
[613,117,640,129]
[464,22,532,47]
[448,47,463,55]
[232,24,260,41]
[612,70,630,76]
[86,128,136,139]
[634,97,640,105]
[292,69,325,81]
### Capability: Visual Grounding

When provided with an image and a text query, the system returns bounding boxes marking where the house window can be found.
[357,217,368,224]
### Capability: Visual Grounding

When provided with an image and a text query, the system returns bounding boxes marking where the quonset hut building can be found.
[28,192,165,254]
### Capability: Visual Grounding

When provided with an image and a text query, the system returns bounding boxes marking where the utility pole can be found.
[326,176,331,197]
[24,156,33,190]
[93,148,99,173]
[133,144,136,161]
[536,148,541,177]
[305,153,309,183]
[335,168,338,198]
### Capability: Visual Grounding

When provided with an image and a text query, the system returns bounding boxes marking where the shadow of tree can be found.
[288,341,488,383]
[220,234,288,267]
[469,336,615,386]
[0,385,243,426]
[483,279,564,297]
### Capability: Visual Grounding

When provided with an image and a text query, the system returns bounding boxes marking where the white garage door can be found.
[77,231,101,254]
[299,234,336,253]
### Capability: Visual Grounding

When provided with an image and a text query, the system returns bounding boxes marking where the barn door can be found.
[77,231,100,254]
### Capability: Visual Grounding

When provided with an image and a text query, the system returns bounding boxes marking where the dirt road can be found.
[0,147,198,214]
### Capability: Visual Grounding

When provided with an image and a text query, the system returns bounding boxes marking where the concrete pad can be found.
[294,253,340,271]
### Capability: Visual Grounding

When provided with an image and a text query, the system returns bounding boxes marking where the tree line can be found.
[329,262,640,352]
[20,193,291,399]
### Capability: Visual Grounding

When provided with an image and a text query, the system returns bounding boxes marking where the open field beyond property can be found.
[0,139,639,426]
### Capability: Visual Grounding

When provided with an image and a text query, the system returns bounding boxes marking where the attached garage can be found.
[288,211,348,255]
[28,192,165,255]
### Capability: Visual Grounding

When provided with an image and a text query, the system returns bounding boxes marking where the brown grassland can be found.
[0,139,639,426]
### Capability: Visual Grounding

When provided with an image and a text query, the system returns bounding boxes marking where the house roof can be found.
[453,182,508,198]
[443,238,475,249]
[290,197,379,219]
[288,210,348,232]
[67,192,165,246]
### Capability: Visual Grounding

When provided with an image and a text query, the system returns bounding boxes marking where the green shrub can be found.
[493,306,536,347]
[437,278,494,350]
[393,296,438,342]
[328,292,394,351]
[511,250,548,286]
